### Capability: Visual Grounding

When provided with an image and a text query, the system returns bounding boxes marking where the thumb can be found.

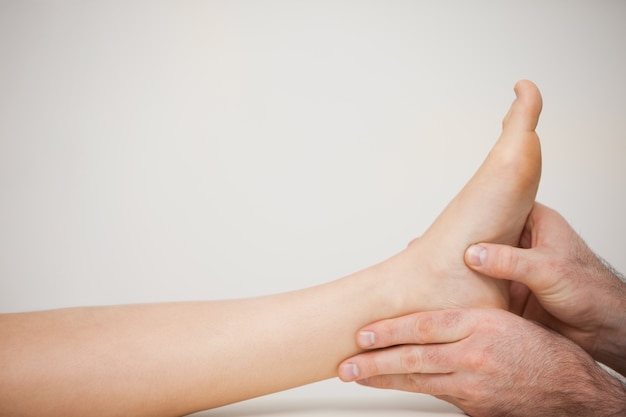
[465,243,541,288]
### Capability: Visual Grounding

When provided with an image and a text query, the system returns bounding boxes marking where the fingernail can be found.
[339,363,360,381]
[358,330,376,347]
[466,244,487,266]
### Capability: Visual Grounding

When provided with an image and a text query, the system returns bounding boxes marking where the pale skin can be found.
[340,203,626,416]
[0,80,542,417]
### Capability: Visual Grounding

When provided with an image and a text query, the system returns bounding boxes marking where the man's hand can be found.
[339,309,626,417]
[464,202,626,375]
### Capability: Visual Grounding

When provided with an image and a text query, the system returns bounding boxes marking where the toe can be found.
[502,80,543,133]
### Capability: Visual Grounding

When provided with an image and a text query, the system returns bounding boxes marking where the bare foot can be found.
[389,80,542,311]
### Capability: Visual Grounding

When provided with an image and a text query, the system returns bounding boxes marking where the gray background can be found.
[1,0,625,405]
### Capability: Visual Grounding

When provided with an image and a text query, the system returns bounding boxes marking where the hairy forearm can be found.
[596,308,626,377]
[526,370,625,417]
[592,260,626,376]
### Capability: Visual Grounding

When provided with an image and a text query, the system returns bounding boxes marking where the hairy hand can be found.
[464,202,626,375]
[339,309,626,417]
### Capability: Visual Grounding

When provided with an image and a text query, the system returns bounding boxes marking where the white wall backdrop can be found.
[0,0,625,402]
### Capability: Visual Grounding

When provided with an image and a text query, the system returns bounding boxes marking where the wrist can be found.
[560,351,626,417]
[594,303,626,376]
[592,268,626,376]
[598,370,626,417]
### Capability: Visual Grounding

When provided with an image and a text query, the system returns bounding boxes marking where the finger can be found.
[355,372,460,398]
[355,309,476,349]
[464,243,544,289]
[338,343,460,382]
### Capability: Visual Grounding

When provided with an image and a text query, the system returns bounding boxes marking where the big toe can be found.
[502,80,543,133]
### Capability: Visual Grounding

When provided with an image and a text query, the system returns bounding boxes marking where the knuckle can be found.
[458,381,490,402]
[400,348,423,372]
[414,315,435,342]
[413,309,462,343]
[406,374,446,396]
[406,373,427,393]
[423,380,445,396]
[405,374,422,392]
[464,349,489,370]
